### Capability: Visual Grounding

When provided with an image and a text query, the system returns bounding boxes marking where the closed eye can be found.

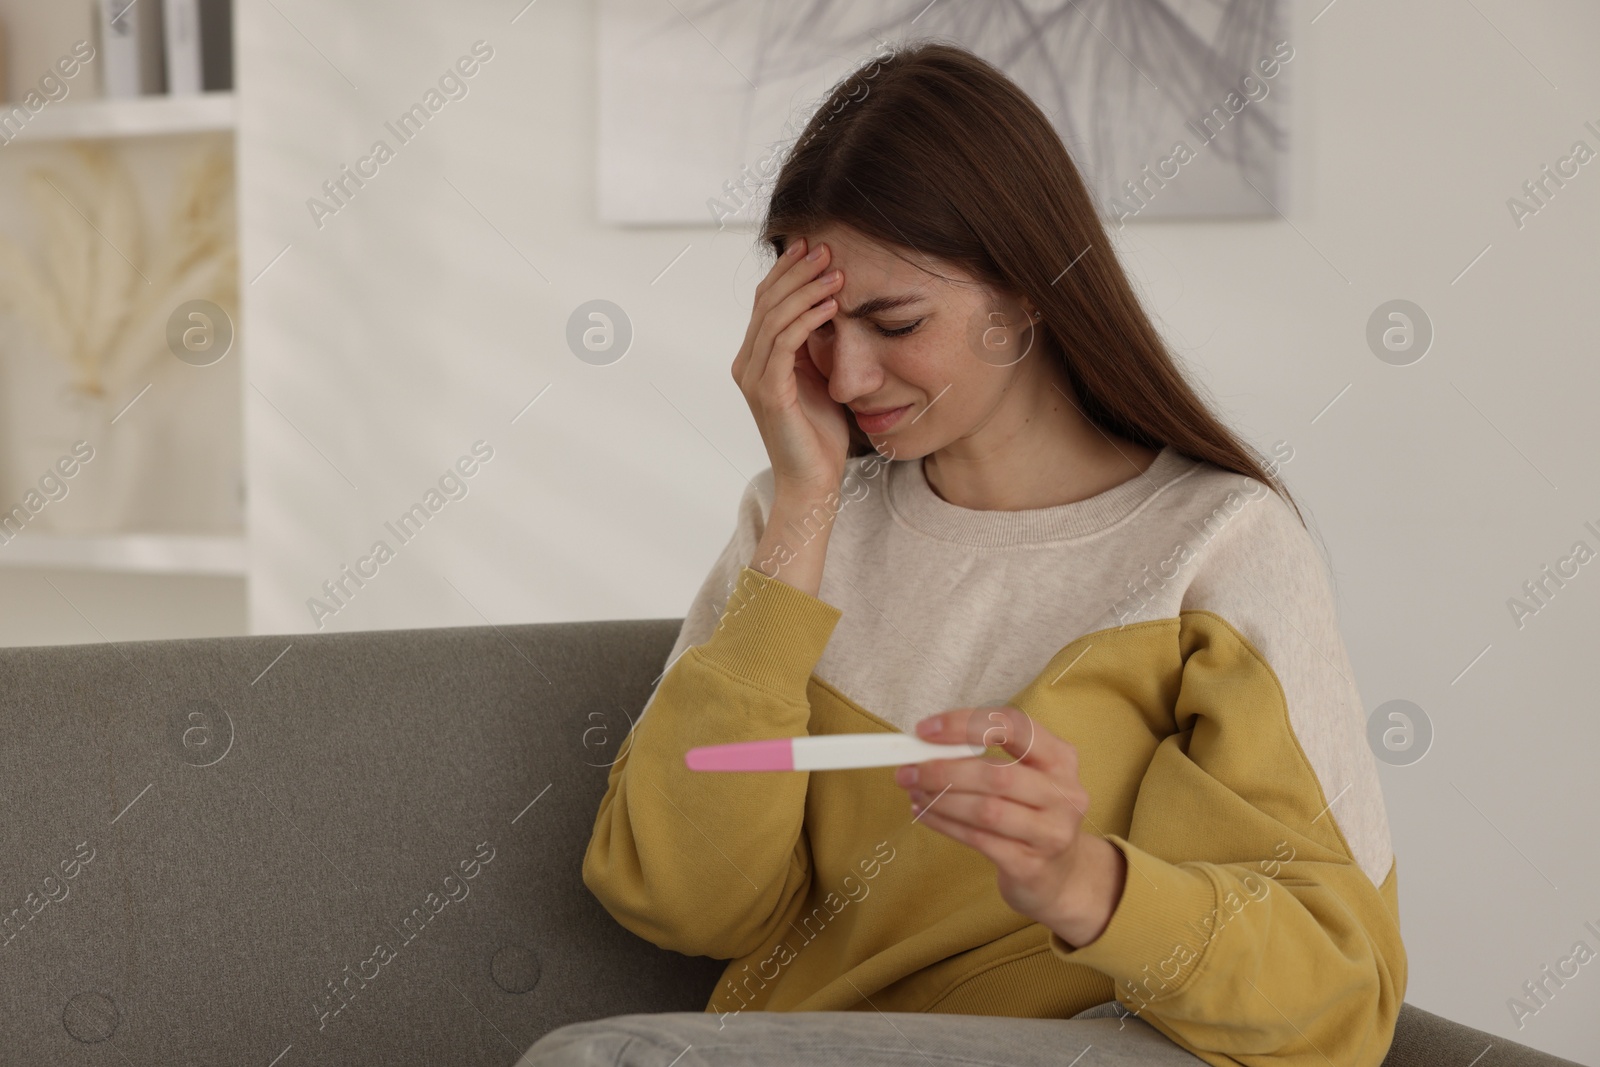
[875,319,922,338]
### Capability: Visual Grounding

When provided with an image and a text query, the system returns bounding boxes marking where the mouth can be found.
[850,403,913,434]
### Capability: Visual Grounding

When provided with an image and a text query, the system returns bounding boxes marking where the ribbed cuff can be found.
[1047,835,1217,1006]
[695,565,843,699]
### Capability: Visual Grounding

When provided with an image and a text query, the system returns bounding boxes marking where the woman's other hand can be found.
[895,706,1129,948]
[732,236,851,501]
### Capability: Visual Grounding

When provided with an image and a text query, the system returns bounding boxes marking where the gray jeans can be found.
[516,1000,1209,1066]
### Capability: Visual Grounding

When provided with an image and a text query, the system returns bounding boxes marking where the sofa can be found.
[0,619,1583,1066]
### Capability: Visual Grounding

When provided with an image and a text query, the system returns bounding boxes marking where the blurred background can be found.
[0,0,1596,1061]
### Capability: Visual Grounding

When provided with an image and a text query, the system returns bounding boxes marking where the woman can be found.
[524,41,1405,1067]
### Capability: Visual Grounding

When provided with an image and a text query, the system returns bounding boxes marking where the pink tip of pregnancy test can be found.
[684,738,794,772]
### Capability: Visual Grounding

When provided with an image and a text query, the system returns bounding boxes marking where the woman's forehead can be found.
[802,227,979,290]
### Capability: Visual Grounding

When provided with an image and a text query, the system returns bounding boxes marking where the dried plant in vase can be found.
[0,140,238,403]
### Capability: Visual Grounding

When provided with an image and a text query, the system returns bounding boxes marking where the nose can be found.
[821,325,885,407]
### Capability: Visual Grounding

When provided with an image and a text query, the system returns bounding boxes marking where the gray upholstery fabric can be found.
[0,620,723,1065]
[0,621,1581,1066]
[1383,1002,1583,1067]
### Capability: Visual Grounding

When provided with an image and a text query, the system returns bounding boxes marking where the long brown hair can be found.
[759,40,1305,529]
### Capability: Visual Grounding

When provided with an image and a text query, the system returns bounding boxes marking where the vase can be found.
[28,382,151,536]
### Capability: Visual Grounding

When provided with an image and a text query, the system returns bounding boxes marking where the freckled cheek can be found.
[887,338,956,396]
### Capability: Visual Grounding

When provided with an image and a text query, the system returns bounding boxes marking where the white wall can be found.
[239,1,1600,1060]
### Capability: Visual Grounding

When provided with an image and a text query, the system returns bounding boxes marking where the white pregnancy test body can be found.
[791,733,988,770]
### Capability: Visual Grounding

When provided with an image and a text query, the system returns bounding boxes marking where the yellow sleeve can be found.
[582,565,842,960]
[1048,608,1407,1067]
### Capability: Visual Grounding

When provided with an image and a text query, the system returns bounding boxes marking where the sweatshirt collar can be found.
[886,445,1192,547]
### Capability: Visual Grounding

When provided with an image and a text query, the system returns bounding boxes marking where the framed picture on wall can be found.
[598,0,1295,229]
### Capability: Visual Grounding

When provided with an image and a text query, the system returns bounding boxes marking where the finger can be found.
[746,269,842,397]
[911,798,1040,869]
[900,751,1057,812]
[756,296,839,401]
[751,239,827,340]
[917,706,1055,772]
[748,271,844,396]
[775,298,838,368]
[742,249,836,389]
[909,787,1059,848]
[751,269,840,388]
[761,267,840,343]
[1040,775,1094,824]
[756,235,806,296]
[745,239,809,346]
[750,236,807,309]
[734,238,810,383]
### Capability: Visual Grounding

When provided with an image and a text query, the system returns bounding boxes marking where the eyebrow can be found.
[835,293,927,320]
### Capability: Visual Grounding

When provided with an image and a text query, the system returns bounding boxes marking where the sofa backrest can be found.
[5,621,1585,1067]
[0,619,725,1065]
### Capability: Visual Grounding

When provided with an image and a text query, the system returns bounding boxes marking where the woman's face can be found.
[799,222,1054,462]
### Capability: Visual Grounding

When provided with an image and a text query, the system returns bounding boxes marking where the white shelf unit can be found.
[10,92,237,143]
[1,88,243,578]
[0,534,247,576]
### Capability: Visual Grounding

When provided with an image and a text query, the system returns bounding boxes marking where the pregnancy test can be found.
[685,733,988,772]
